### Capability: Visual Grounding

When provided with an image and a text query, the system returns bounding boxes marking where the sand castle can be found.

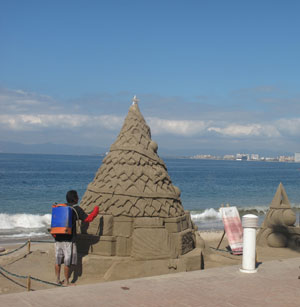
[257,183,300,248]
[76,97,204,279]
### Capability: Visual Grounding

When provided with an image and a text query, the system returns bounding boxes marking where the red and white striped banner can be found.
[220,206,243,255]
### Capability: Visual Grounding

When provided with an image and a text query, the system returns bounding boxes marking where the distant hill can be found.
[0,141,108,156]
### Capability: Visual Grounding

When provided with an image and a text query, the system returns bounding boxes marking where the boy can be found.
[54,190,99,285]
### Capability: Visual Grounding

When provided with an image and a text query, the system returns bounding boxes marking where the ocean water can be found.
[1,153,300,242]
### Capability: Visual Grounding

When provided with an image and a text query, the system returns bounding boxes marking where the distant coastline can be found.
[1,141,299,161]
[190,153,300,163]
[1,151,300,163]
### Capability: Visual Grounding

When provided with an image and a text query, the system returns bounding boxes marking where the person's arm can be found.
[84,206,99,223]
[74,206,99,223]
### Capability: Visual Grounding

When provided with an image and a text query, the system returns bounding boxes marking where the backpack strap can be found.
[71,205,81,234]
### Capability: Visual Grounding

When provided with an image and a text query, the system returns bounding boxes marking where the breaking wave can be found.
[190,204,300,230]
[0,213,51,230]
[0,213,51,239]
[191,208,222,221]
[1,203,300,238]
[190,203,300,222]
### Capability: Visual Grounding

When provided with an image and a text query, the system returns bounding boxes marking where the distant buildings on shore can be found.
[190,152,300,163]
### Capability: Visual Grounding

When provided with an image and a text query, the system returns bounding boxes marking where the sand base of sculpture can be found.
[78,248,203,282]
[257,223,300,248]
[76,211,204,280]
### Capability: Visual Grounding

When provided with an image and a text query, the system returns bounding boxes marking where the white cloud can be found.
[0,88,54,113]
[3,112,300,142]
[146,117,210,136]
[97,115,124,130]
[276,118,300,136]
[1,86,300,153]
[15,99,41,105]
[208,124,281,138]
[146,117,285,139]
[0,114,123,131]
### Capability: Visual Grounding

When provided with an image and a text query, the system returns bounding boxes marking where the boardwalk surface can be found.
[0,257,300,307]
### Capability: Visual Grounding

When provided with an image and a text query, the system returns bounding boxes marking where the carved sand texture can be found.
[80,102,184,218]
[77,98,200,264]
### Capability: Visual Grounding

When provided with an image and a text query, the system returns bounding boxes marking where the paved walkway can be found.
[0,257,300,307]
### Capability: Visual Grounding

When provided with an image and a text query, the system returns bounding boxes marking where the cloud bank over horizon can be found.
[1,87,300,155]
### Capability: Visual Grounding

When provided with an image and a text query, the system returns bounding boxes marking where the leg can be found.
[55,264,61,284]
[62,242,77,286]
[64,265,71,285]
[71,253,82,283]
[55,242,64,284]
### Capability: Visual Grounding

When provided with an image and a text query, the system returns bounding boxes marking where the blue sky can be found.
[0,0,300,155]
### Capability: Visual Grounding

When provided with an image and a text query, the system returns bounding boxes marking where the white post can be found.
[240,214,258,273]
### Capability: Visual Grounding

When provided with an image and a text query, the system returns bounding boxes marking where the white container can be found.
[240,214,258,273]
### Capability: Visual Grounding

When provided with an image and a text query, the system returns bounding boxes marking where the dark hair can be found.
[66,190,78,204]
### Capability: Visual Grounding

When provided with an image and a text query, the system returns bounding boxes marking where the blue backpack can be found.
[50,204,73,235]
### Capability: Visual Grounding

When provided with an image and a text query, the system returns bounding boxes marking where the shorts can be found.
[55,241,77,266]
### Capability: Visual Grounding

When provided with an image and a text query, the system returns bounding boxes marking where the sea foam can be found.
[0,213,51,230]
[191,208,222,221]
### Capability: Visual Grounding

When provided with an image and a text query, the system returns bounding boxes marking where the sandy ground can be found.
[0,231,299,295]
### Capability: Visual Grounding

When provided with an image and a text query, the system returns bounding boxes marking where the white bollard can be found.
[240,214,258,273]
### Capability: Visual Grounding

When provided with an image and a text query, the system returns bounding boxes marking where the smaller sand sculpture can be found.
[257,183,300,248]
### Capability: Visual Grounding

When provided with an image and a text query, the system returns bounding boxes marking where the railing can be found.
[0,239,64,291]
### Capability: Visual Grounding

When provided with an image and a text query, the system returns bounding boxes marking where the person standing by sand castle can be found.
[52,190,99,286]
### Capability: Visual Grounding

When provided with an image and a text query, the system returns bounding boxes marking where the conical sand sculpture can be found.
[77,97,203,270]
[81,97,184,219]
[257,182,300,248]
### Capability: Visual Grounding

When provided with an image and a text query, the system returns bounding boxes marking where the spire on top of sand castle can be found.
[132,95,139,105]
[80,97,184,218]
[269,182,291,209]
